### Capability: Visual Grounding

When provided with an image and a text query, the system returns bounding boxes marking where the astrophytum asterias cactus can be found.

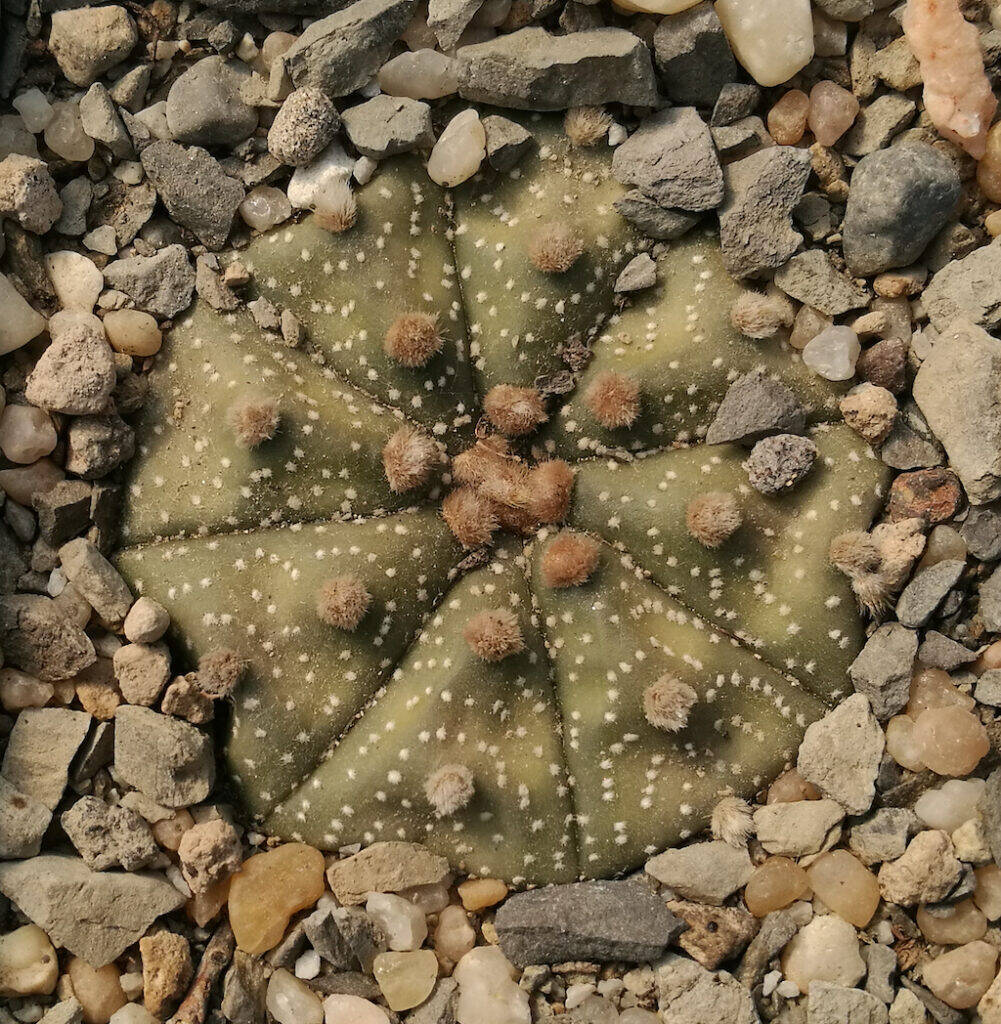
[115,115,889,885]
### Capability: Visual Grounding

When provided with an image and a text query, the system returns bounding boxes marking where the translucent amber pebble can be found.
[922,940,997,1009]
[744,856,811,917]
[372,950,438,1011]
[239,186,292,232]
[973,641,1001,675]
[44,102,94,163]
[806,850,880,927]
[913,706,989,776]
[459,877,508,911]
[67,958,127,1024]
[152,809,194,851]
[228,843,325,954]
[808,81,859,147]
[767,90,810,145]
[434,905,476,963]
[979,124,1001,203]
[187,876,231,927]
[885,715,926,772]
[918,898,987,945]
[788,307,833,352]
[103,310,162,357]
[767,769,821,803]
[976,864,1001,919]
[907,667,975,717]
[0,925,57,997]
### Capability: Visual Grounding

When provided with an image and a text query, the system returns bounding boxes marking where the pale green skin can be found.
[116,116,889,885]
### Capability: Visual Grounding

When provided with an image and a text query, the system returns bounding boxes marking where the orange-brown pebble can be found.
[906,666,975,717]
[922,940,997,1009]
[806,850,880,927]
[316,574,371,631]
[973,640,1001,675]
[228,843,326,955]
[744,856,811,917]
[912,706,989,776]
[483,385,547,436]
[67,958,126,1024]
[463,608,524,662]
[187,875,231,927]
[541,531,601,588]
[527,460,575,524]
[458,877,508,911]
[584,371,640,429]
[442,486,498,549]
[918,898,987,945]
[975,864,1001,919]
[528,223,584,274]
[767,89,810,145]
[977,123,1001,203]
[152,809,195,851]
[384,312,443,368]
[767,769,822,804]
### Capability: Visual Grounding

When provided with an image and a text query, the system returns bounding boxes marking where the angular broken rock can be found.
[0,776,51,860]
[808,982,889,1024]
[0,855,184,967]
[341,96,435,159]
[752,799,845,858]
[428,0,484,50]
[657,954,758,1024]
[1,708,91,810]
[615,253,657,293]
[482,115,533,172]
[705,370,806,445]
[24,325,116,416]
[848,808,919,867]
[611,107,723,213]
[102,244,195,319]
[666,900,757,971]
[653,1,736,108]
[494,880,683,966]
[612,191,699,241]
[326,841,450,906]
[978,768,1001,867]
[981,564,1001,633]
[59,538,133,626]
[913,319,1001,506]
[0,594,96,681]
[848,622,917,720]
[773,249,869,316]
[645,840,752,906]
[61,796,158,872]
[923,239,1001,333]
[876,830,962,906]
[895,559,965,628]
[457,27,659,110]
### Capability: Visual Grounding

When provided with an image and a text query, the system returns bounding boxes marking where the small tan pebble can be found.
[434,905,476,963]
[789,305,833,350]
[102,310,162,357]
[113,642,171,706]
[767,768,821,803]
[805,850,880,928]
[743,856,810,917]
[839,383,897,445]
[123,596,170,643]
[0,668,54,712]
[877,829,963,906]
[151,809,195,852]
[161,673,214,724]
[873,266,926,299]
[0,924,58,997]
[767,89,810,145]
[975,863,1001,919]
[67,957,127,1024]
[917,898,987,945]
[177,817,243,894]
[923,939,997,1009]
[140,931,192,1019]
[458,877,508,911]
[186,875,232,928]
[986,210,1001,237]
[74,658,121,721]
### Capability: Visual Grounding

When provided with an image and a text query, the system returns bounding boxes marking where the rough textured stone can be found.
[0,154,62,234]
[59,538,132,625]
[65,412,136,480]
[842,93,916,156]
[0,776,51,860]
[482,115,533,171]
[864,943,898,1005]
[753,799,845,857]
[895,559,965,628]
[428,0,482,50]
[914,319,1001,506]
[0,855,184,967]
[221,950,267,1024]
[645,841,752,906]
[736,909,798,987]
[79,83,132,161]
[666,900,757,970]
[877,830,962,906]
[48,6,137,87]
[407,978,458,1024]
[303,906,356,970]
[0,594,95,681]
[918,631,976,671]
[705,370,806,445]
[843,144,960,276]
[495,880,683,966]
[849,809,919,867]
[745,433,818,494]
[653,2,736,108]
[887,467,965,524]
[614,253,657,293]
[60,796,157,871]
[165,56,257,147]
[342,96,434,159]
[961,505,1001,561]
[326,842,450,906]
[656,955,757,1024]
[849,623,917,720]
[33,480,92,548]
[102,244,194,318]
[924,239,1001,332]
[719,146,812,278]
[808,982,889,1024]
[1,707,90,810]
[978,769,1001,866]
[38,1000,83,1024]
[456,27,659,110]
[776,250,869,317]
[612,191,699,240]
[267,88,340,167]
[24,326,115,416]
[981,564,1001,632]
[711,83,761,126]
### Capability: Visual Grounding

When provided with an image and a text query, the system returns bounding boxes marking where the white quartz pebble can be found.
[288,141,354,209]
[44,251,104,312]
[366,893,428,951]
[802,325,861,381]
[716,0,815,88]
[378,50,459,99]
[0,405,57,464]
[266,969,323,1024]
[323,995,390,1024]
[109,1006,158,1024]
[12,89,53,133]
[454,946,530,1024]
[427,109,485,188]
[0,273,46,355]
[916,778,987,833]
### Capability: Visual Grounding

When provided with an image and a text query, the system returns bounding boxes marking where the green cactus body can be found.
[116,115,890,884]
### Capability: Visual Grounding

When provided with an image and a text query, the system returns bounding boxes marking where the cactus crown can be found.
[115,115,888,885]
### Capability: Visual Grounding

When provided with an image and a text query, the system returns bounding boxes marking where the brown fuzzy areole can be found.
[643,673,698,732]
[463,607,524,662]
[228,396,280,448]
[686,491,743,549]
[425,763,475,816]
[483,385,548,436]
[711,795,754,847]
[443,486,499,549]
[564,106,612,147]
[382,425,439,493]
[529,222,584,274]
[584,371,640,429]
[316,574,371,631]
[829,529,901,615]
[197,648,244,698]
[542,531,600,588]
[829,531,882,577]
[384,312,444,368]
[314,178,357,234]
[528,460,575,524]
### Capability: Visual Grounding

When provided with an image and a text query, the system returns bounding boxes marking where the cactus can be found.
[115,116,890,884]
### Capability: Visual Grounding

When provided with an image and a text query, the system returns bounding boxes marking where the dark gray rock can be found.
[774,249,868,316]
[89,178,157,247]
[69,720,114,790]
[896,560,965,627]
[0,595,95,681]
[705,371,806,445]
[612,107,723,213]
[924,238,1001,332]
[406,978,457,1024]
[880,402,946,471]
[815,0,874,18]
[60,795,158,871]
[745,433,817,494]
[843,144,961,276]
[283,0,416,98]
[304,905,356,969]
[612,190,699,240]
[65,413,135,480]
[842,93,916,156]
[428,0,483,50]
[981,563,1001,631]
[652,2,735,108]
[268,88,340,167]
[711,82,761,126]
[848,808,919,866]
[33,480,92,547]
[0,775,51,859]
[331,906,387,973]
[482,115,533,171]
[918,631,976,671]
[735,909,797,987]
[342,95,434,158]
[457,27,659,110]
[962,505,1001,561]
[495,880,683,966]
[165,56,257,146]
[848,623,917,721]
[102,243,195,317]
[221,950,268,1024]
[710,117,766,159]
[267,919,309,968]
[718,146,812,278]
[55,177,93,236]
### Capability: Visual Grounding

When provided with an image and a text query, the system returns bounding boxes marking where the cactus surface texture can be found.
[116,116,889,884]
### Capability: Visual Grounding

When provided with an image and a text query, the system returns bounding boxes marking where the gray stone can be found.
[797,693,884,815]
[614,253,657,293]
[711,82,761,126]
[457,27,659,110]
[864,944,897,1004]
[109,64,150,113]
[918,631,976,671]
[102,244,195,317]
[924,238,1001,332]
[406,978,457,1024]
[38,1000,83,1024]
[331,906,388,973]
[65,412,136,480]
[645,841,752,906]
[653,2,736,108]
[705,371,806,446]
[745,434,818,494]
[979,768,1001,866]
[735,909,798,987]
[55,177,93,236]
[775,249,869,316]
[0,594,95,681]
[59,538,132,624]
[308,972,382,999]
[79,83,132,160]
[221,950,267,1024]
[895,559,965,627]
[612,191,699,240]
[140,141,244,251]
[843,144,960,276]
[914,319,1001,505]
[482,115,533,171]
[48,6,137,87]
[114,706,215,808]
[196,256,240,312]
[848,623,918,720]
[719,146,812,278]
[0,775,51,859]
[961,505,1001,560]
[612,107,722,213]
[428,0,483,49]
[889,989,930,1024]
[33,480,92,547]
[815,0,874,18]
[165,56,257,147]
[495,880,683,966]
[69,720,114,789]
[89,178,157,247]
[61,795,158,871]
[795,192,833,242]
[752,799,844,857]
[284,0,417,98]
[656,955,757,1024]
[342,96,434,159]
[2,707,91,810]
[899,978,966,1024]
[303,905,356,969]
[24,325,116,416]
[808,982,889,1024]
[880,401,945,471]
[267,919,309,968]
[268,88,340,167]
[842,93,917,156]
[849,808,919,866]
[0,854,184,967]
[710,119,764,159]
[975,668,1001,706]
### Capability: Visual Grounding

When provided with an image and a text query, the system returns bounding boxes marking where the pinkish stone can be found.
[808,81,859,147]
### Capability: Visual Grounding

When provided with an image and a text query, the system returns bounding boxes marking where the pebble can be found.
[743,857,811,916]
[323,994,390,1024]
[165,57,257,147]
[781,915,864,993]
[109,1008,155,1024]
[647,841,752,906]
[67,958,126,1023]
[0,925,57,997]
[379,50,459,99]
[923,940,997,1010]
[240,186,292,232]
[0,406,56,465]
[913,705,989,776]
[454,946,530,1024]
[177,818,241,894]
[802,326,861,381]
[139,931,191,1018]
[102,244,194,319]
[917,898,987,945]
[716,0,814,87]
[767,90,809,145]
[807,983,889,1024]
[122,597,169,644]
[753,799,844,857]
[848,623,917,721]
[808,81,859,146]
[267,969,323,1024]
[877,830,962,906]
[427,109,485,188]
[287,140,354,209]
[0,156,61,235]
[806,850,880,928]
[434,905,476,963]
[365,893,428,951]
[706,371,806,445]
[657,954,758,1023]
[44,102,94,163]
[45,251,104,313]
[103,310,162,358]
[745,433,817,494]
[48,6,137,88]
[268,88,341,167]
[916,779,986,832]
[975,863,1001,918]
[328,842,450,907]
[372,950,438,1011]
[12,90,53,133]
[0,272,46,355]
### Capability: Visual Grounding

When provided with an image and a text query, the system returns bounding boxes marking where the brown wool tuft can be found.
[483,385,548,437]
[542,531,601,588]
[197,648,244,698]
[313,178,357,234]
[528,460,575,524]
[382,425,439,493]
[316,574,371,631]
[643,673,698,733]
[228,395,280,448]
[711,795,754,848]
[686,491,743,549]
[384,311,444,368]
[529,222,585,275]
[564,106,613,147]
[463,607,524,662]
[829,531,882,578]
[425,763,475,816]
[452,436,514,489]
[584,371,640,429]
[442,486,499,549]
